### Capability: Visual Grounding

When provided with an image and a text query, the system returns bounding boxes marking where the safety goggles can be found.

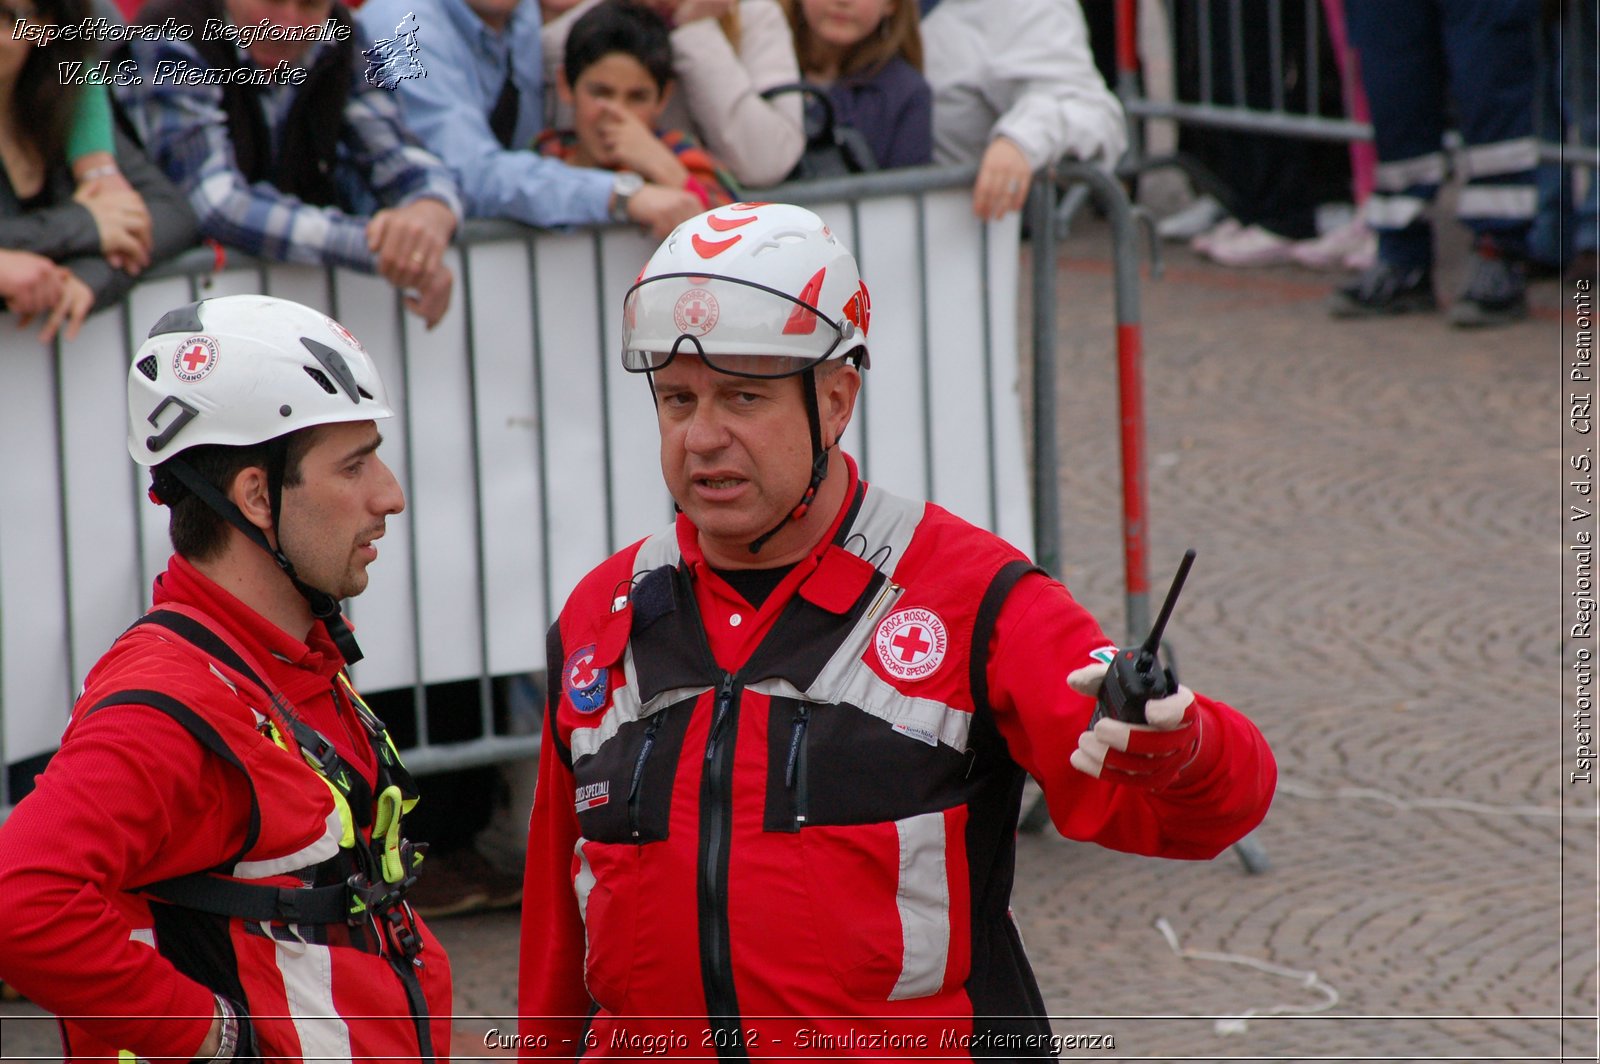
[621,272,856,380]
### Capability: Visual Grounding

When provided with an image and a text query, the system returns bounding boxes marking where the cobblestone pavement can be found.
[3,216,1593,1063]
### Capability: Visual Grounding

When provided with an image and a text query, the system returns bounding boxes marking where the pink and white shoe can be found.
[1205,224,1294,267]
[1190,217,1242,255]
[1291,218,1376,272]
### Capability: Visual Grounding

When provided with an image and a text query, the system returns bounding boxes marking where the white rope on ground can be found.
[1276,778,1600,819]
[1154,917,1339,1036]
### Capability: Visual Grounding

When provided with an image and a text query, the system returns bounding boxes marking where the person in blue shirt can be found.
[357,0,702,236]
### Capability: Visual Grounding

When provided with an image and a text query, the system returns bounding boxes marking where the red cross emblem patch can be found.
[172,335,219,383]
[673,288,720,336]
[325,316,365,352]
[873,606,949,682]
[563,643,609,714]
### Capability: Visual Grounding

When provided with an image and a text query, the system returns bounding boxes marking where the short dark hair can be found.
[564,0,675,92]
[162,426,324,562]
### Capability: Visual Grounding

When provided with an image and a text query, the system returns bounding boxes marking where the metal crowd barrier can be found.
[1113,0,1591,170]
[7,164,1141,814]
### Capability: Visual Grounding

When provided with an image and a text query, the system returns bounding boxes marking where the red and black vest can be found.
[61,604,451,1063]
[545,478,1057,1058]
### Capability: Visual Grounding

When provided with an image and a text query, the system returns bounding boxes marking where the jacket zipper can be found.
[628,714,664,839]
[784,704,810,827]
[698,672,747,1058]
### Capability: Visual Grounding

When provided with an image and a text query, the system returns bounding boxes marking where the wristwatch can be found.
[609,171,644,223]
[197,994,239,1063]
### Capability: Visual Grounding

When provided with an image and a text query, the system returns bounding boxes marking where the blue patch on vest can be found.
[563,643,609,714]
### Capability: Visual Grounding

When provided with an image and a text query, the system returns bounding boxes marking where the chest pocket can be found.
[762,696,977,832]
[573,698,695,844]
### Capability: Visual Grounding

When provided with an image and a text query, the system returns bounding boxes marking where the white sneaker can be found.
[1156,194,1228,241]
[1291,218,1376,271]
[1205,224,1294,267]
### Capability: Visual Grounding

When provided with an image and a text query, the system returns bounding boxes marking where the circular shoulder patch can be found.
[173,335,220,383]
[563,644,609,714]
[873,606,949,682]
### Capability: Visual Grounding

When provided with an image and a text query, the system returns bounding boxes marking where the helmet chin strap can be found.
[157,456,366,664]
[747,367,829,556]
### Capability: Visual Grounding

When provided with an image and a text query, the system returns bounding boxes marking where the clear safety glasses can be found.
[621,272,855,379]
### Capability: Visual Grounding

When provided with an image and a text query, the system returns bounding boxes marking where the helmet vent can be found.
[300,337,361,403]
[304,367,337,395]
[136,354,159,381]
[357,386,373,400]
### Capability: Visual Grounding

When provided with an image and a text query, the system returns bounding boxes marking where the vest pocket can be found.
[573,699,693,844]
[763,699,975,830]
[796,808,964,1002]
[576,839,638,1008]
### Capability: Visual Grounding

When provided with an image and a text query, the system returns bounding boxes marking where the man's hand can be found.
[1067,659,1211,791]
[0,249,67,319]
[75,180,154,275]
[627,184,703,239]
[972,136,1032,222]
[367,198,457,292]
[192,998,224,1060]
[597,102,685,186]
[403,262,454,329]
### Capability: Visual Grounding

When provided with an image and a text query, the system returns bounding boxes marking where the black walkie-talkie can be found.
[1091,549,1196,726]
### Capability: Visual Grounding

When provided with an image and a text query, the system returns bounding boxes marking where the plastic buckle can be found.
[346,872,397,924]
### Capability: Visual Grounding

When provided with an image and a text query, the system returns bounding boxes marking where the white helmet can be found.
[128,294,393,466]
[622,202,871,378]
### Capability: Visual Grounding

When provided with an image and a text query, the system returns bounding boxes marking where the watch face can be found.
[616,171,644,196]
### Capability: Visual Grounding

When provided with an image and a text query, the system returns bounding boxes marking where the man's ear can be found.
[227,465,276,536]
[819,362,861,448]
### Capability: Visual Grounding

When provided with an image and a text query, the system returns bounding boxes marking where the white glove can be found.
[1067,658,1207,791]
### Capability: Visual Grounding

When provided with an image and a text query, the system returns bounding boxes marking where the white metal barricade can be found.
[0,174,1031,808]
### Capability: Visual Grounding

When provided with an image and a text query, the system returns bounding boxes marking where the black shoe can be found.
[1327,261,1437,318]
[1448,251,1528,328]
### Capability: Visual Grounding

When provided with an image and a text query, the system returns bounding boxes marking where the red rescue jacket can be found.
[0,556,452,1063]
[518,458,1275,1059]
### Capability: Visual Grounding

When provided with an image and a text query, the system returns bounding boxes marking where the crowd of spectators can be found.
[1,0,1121,344]
[3,0,1581,914]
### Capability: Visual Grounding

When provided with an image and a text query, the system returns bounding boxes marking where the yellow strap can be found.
[373,784,406,884]
[320,775,357,849]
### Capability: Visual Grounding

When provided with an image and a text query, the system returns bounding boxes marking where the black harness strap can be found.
[113,609,417,927]
[130,609,265,691]
[83,687,263,868]
[134,609,379,824]
[80,685,351,926]
[140,872,352,925]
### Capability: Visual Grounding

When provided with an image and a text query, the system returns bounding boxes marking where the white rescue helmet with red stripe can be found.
[127,294,393,466]
[621,202,871,378]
